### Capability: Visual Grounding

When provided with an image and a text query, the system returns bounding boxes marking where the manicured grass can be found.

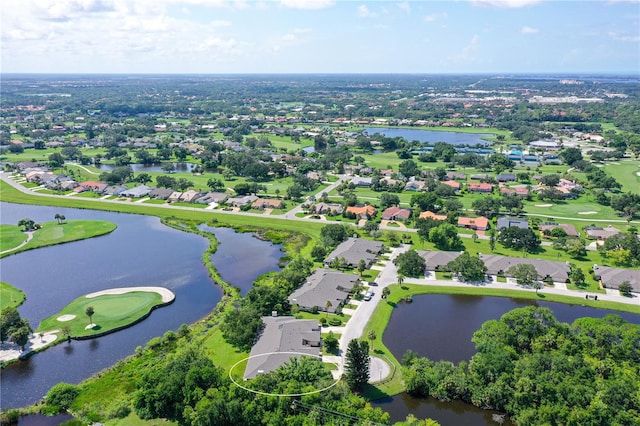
[0,225,27,251]
[0,282,26,310]
[295,311,351,325]
[0,220,117,258]
[606,160,640,194]
[37,291,166,339]
[201,327,249,371]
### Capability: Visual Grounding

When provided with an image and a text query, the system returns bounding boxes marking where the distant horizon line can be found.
[1,71,638,77]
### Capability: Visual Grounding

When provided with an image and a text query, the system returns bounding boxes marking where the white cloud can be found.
[397,2,411,14]
[471,0,541,8]
[278,0,334,10]
[423,12,447,22]
[446,34,480,64]
[521,26,539,34]
[210,20,232,28]
[358,4,377,18]
[608,31,640,42]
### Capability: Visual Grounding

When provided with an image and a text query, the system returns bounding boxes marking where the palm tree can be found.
[325,300,332,317]
[367,330,376,353]
[85,306,95,325]
[382,287,391,299]
[54,213,66,224]
[397,273,405,286]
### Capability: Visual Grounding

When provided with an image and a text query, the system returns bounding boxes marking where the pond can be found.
[364,127,493,146]
[198,225,284,295]
[373,294,640,425]
[0,203,281,410]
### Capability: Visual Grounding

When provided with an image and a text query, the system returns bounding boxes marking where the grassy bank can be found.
[0,220,117,259]
[0,282,26,310]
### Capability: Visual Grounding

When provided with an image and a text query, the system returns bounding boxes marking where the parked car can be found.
[368,281,378,286]
[363,290,374,301]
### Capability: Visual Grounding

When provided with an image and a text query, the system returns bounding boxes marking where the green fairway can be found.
[0,225,28,251]
[37,290,167,339]
[0,220,117,258]
[606,160,640,194]
[0,282,26,310]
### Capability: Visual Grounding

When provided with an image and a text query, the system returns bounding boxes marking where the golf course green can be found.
[37,287,175,339]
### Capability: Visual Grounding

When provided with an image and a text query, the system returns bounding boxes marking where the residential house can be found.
[196,192,229,205]
[120,185,152,198]
[539,223,579,237]
[179,190,202,203]
[313,203,344,215]
[446,172,466,180]
[252,198,284,209]
[458,216,489,231]
[382,206,412,221]
[593,265,640,293]
[243,317,321,380]
[500,187,529,197]
[149,188,174,200]
[74,181,108,194]
[103,185,127,196]
[404,179,425,191]
[324,237,383,268]
[585,225,620,240]
[288,269,359,312]
[226,195,259,208]
[497,217,529,230]
[479,254,571,284]
[346,205,377,219]
[529,140,561,151]
[496,173,516,183]
[418,250,463,272]
[470,174,488,180]
[350,176,373,187]
[419,211,447,221]
[467,182,493,193]
[441,180,461,191]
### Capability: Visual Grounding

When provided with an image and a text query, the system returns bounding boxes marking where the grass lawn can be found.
[523,194,621,221]
[201,327,249,372]
[1,220,117,258]
[607,160,640,194]
[0,225,27,251]
[0,282,26,310]
[37,291,166,339]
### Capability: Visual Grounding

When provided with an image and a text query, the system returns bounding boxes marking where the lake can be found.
[364,127,493,146]
[96,162,197,173]
[374,294,640,425]
[0,202,281,410]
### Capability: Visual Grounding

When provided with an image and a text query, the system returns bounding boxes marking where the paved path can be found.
[0,231,33,255]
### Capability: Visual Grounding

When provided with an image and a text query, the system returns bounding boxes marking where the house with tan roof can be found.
[346,205,376,219]
[252,198,284,209]
[441,180,461,191]
[467,182,494,193]
[419,211,447,221]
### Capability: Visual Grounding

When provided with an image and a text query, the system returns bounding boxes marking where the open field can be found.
[608,160,640,193]
[0,220,117,258]
[0,282,26,310]
[0,225,27,251]
[37,290,167,339]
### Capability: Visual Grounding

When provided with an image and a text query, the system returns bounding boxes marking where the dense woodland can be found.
[403,306,640,426]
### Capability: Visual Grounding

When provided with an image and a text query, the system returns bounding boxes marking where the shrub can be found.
[46,383,80,411]
[328,318,342,326]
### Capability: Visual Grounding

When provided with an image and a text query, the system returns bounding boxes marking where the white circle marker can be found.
[229,352,341,397]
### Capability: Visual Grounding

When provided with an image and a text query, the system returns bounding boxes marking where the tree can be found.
[156,175,176,189]
[618,281,632,297]
[61,325,72,342]
[323,331,338,352]
[507,264,539,289]
[471,197,502,218]
[367,330,377,352]
[570,265,586,287]
[344,339,370,391]
[48,152,65,168]
[560,147,583,166]
[410,192,441,212]
[446,252,487,282]
[489,230,496,252]
[45,383,80,411]
[207,178,225,192]
[54,213,66,224]
[397,273,405,286]
[357,259,366,277]
[566,238,587,258]
[382,287,391,299]
[325,300,332,317]
[11,326,30,351]
[399,159,419,177]
[497,227,541,253]
[320,224,350,247]
[311,245,326,262]
[135,173,153,185]
[380,192,400,209]
[86,306,95,325]
[428,223,464,251]
[18,218,36,231]
[393,250,426,277]
[539,174,560,187]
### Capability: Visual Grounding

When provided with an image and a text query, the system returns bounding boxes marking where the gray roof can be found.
[120,185,151,198]
[149,188,174,199]
[497,217,529,230]
[314,203,344,214]
[196,191,228,204]
[351,176,373,186]
[244,316,321,380]
[593,265,640,293]
[288,269,358,312]
[479,254,570,282]
[418,250,463,271]
[324,237,383,268]
[539,223,579,237]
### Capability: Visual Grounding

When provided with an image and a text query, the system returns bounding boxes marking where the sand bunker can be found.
[57,314,76,322]
[578,211,597,215]
[85,323,97,330]
[535,204,553,207]
[86,286,175,303]
[636,171,640,176]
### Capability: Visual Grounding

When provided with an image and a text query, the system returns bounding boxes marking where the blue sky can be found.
[2,0,639,74]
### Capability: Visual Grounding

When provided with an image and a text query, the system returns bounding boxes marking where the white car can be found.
[363,290,374,301]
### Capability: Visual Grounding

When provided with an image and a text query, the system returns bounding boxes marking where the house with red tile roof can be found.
[457,216,489,231]
[467,182,494,193]
[382,206,412,221]
[441,180,461,191]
